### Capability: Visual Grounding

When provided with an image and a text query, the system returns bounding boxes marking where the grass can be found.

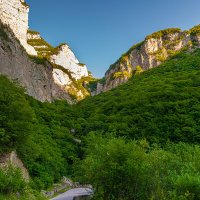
[145,28,181,40]
[28,55,48,65]
[107,41,144,73]
[20,0,29,7]
[27,30,40,35]
[189,24,200,36]
[78,63,86,67]
[27,37,55,58]
[0,23,11,42]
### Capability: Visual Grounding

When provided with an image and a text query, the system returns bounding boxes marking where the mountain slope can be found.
[74,49,200,143]
[0,23,71,102]
[1,43,200,199]
[0,0,93,102]
[92,25,200,95]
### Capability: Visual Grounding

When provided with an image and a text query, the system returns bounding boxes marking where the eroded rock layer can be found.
[93,26,200,95]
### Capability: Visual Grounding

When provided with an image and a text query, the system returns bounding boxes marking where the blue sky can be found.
[26,0,200,78]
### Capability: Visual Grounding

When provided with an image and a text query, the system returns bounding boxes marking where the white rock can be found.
[145,38,163,54]
[27,32,41,40]
[0,0,37,55]
[53,68,72,86]
[50,44,88,80]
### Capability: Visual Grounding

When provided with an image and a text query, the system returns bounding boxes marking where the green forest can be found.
[1,49,200,199]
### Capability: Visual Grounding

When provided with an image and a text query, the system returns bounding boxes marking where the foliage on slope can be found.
[75,134,200,200]
[1,49,200,199]
[0,76,78,190]
[72,49,200,199]
[74,49,200,144]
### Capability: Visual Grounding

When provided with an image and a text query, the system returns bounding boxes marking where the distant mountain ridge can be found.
[91,25,200,95]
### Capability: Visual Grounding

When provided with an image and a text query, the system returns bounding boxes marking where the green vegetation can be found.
[0,165,45,199]
[27,37,55,57]
[146,28,181,40]
[68,76,95,100]
[189,24,200,36]
[0,24,10,42]
[1,49,200,199]
[27,30,40,35]
[0,165,26,194]
[0,76,78,190]
[113,70,131,79]
[87,77,106,92]
[78,63,86,67]
[107,41,144,73]
[75,49,200,144]
[132,65,143,75]
[155,48,167,62]
[28,55,48,65]
[75,134,200,200]
[72,50,200,199]
[20,0,29,7]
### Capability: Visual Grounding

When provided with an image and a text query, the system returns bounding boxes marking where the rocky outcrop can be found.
[94,26,200,94]
[0,23,71,102]
[50,44,88,80]
[0,0,92,102]
[27,31,91,100]
[0,151,29,181]
[0,0,37,55]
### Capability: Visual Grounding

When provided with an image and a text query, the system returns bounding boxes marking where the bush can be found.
[75,134,200,200]
[0,165,26,194]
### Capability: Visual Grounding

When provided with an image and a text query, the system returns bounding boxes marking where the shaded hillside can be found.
[1,45,200,199]
[74,49,200,144]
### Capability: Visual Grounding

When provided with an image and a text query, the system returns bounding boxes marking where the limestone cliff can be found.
[0,23,71,102]
[0,0,92,101]
[27,31,91,101]
[50,44,88,80]
[0,0,37,55]
[92,26,200,95]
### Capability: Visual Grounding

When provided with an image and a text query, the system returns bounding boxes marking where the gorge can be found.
[1,0,200,200]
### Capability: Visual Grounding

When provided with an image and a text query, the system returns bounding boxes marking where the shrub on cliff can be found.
[0,165,26,194]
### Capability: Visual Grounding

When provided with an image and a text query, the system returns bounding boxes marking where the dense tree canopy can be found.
[1,49,200,199]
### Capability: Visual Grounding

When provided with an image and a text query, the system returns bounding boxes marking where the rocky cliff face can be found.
[0,0,92,102]
[27,31,91,101]
[0,23,71,102]
[0,0,37,55]
[50,44,88,80]
[93,26,200,95]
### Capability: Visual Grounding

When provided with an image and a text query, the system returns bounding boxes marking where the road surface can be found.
[51,188,93,200]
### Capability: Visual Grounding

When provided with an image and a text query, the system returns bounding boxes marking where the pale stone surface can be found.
[53,68,72,86]
[27,32,40,40]
[0,0,90,101]
[27,32,90,97]
[50,44,89,80]
[97,30,200,94]
[0,24,72,102]
[0,0,37,55]
[51,188,93,200]
[145,38,163,54]
[0,151,30,181]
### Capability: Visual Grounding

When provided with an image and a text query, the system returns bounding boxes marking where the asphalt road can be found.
[51,188,93,200]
